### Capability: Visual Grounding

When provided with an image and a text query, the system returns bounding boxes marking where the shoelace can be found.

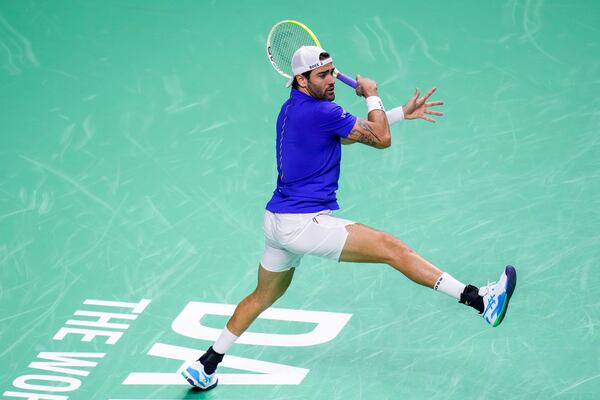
[479,280,496,297]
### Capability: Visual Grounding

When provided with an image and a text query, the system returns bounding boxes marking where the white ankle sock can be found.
[212,327,239,355]
[434,272,466,300]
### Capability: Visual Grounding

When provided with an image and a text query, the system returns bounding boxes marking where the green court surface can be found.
[1,1,599,399]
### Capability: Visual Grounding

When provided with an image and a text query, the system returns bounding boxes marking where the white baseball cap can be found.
[286,45,333,87]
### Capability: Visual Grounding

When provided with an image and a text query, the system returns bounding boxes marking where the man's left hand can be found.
[403,87,444,123]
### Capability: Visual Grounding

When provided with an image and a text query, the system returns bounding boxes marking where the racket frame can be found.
[266,19,321,79]
[266,19,358,89]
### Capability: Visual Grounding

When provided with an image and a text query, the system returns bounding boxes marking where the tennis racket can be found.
[266,20,358,89]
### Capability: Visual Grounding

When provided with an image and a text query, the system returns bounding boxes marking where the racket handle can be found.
[336,72,358,89]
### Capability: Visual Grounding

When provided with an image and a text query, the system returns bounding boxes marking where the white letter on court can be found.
[12,375,81,392]
[171,302,352,347]
[29,352,105,377]
[123,342,308,385]
[2,392,67,399]
[52,327,123,344]
[123,302,352,386]
[83,299,151,314]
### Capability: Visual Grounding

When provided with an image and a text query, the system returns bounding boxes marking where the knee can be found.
[381,233,414,263]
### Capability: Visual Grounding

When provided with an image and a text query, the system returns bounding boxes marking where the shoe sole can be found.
[181,370,218,391]
[493,265,517,327]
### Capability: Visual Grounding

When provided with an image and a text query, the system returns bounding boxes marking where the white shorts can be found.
[260,209,355,272]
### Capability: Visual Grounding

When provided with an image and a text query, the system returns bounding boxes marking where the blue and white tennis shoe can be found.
[480,265,517,327]
[181,361,218,391]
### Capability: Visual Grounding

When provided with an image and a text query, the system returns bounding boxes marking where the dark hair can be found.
[291,70,312,89]
[291,52,331,89]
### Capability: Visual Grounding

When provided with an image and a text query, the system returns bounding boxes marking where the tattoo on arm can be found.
[347,119,382,148]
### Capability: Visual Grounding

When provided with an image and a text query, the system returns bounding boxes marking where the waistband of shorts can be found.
[265,209,332,217]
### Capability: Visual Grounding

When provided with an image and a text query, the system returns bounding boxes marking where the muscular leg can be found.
[338,222,511,326]
[226,264,295,336]
[340,223,443,288]
[186,265,295,381]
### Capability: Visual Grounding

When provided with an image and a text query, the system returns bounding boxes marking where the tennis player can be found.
[182,46,517,390]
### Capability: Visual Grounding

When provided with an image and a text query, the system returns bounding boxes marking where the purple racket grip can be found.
[336,72,358,89]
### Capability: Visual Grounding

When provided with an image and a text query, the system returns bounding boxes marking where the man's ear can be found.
[296,74,308,89]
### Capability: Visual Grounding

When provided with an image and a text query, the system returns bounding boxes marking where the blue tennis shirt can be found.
[266,89,357,213]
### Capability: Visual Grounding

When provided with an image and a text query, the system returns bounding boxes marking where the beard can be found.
[307,80,335,101]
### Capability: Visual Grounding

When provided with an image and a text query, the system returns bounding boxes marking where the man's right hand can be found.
[355,75,378,98]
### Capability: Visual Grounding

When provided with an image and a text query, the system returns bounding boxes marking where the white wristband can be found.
[386,106,404,125]
[366,96,385,113]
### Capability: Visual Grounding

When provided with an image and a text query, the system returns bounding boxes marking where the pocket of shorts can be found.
[312,210,333,224]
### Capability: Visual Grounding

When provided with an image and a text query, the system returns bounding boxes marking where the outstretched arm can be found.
[342,86,444,146]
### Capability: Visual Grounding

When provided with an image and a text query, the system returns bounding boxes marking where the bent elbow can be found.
[378,135,391,149]
[377,126,391,149]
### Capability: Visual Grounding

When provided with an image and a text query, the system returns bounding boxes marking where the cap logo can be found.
[288,46,333,86]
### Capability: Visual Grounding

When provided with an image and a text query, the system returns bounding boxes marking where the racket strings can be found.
[270,23,316,77]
